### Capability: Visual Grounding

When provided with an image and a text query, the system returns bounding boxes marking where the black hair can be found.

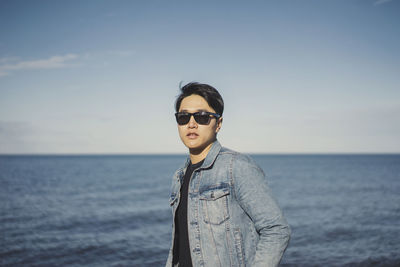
[175,82,224,116]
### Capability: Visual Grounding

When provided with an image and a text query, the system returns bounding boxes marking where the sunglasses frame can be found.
[175,111,221,125]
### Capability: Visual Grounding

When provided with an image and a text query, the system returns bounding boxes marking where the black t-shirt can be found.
[172,159,204,267]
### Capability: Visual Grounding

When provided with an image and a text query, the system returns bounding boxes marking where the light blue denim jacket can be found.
[166,140,290,267]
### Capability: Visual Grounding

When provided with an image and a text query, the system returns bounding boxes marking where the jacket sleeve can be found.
[232,154,291,267]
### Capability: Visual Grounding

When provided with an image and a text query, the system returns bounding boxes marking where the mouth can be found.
[187,133,199,139]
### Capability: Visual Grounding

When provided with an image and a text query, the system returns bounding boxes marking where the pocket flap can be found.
[199,184,230,201]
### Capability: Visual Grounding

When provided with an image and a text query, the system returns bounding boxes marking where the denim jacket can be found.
[166,140,290,267]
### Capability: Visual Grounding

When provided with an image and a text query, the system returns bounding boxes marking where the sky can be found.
[0,0,399,154]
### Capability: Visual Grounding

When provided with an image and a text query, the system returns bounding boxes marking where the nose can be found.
[188,114,197,128]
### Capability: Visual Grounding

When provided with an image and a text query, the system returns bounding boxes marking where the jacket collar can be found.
[181,139,222,173]
[199,139,222,170]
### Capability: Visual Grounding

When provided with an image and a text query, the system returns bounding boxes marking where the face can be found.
[177,94,222,153]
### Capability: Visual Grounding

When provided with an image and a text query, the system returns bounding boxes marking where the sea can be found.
[1,154,399,267]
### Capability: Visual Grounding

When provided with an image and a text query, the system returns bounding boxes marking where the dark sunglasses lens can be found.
[194,114,210,125]
[176,114,190,125]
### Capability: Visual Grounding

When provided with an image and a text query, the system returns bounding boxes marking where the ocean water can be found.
[1,154,399,266]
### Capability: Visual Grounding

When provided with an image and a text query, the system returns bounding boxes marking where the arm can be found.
[232,155,291,267]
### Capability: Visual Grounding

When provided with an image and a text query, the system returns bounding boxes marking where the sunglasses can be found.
[175,111,221,125]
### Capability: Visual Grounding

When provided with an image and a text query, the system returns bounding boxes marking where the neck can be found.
[189,140,215,164]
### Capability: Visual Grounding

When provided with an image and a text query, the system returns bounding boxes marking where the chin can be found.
[185,142,202,150]
[182,139,201,149]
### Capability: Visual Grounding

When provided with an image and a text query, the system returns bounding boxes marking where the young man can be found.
[166,83,290,267]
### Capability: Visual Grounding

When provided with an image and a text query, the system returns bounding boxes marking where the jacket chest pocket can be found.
[199,184,230,225]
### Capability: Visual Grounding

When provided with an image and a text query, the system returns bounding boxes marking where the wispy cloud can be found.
[374,0,393,6]
[107,49,136,57]
[0,56,19,64]
[0,54,78,77]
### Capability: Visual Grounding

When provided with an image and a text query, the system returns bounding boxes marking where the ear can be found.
[215,117,223,133]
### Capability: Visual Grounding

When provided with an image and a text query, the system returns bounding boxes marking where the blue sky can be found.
[0,0,399,154]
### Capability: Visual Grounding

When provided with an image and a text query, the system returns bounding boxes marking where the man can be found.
[166,82,290,267]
